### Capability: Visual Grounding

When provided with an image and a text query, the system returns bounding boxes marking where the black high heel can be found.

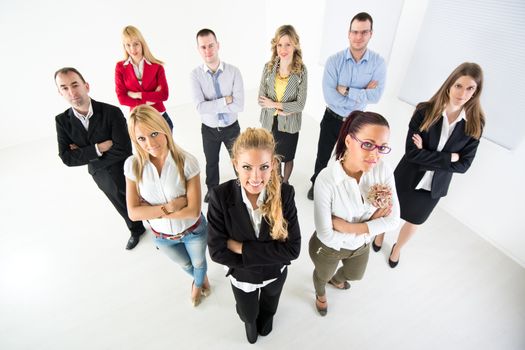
[388,243,399,268]
[372,237,382,252]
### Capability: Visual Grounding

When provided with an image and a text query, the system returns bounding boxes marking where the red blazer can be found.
[114,60,169,113]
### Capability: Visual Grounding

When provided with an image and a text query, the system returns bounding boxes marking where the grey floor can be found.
[1,92,524,350]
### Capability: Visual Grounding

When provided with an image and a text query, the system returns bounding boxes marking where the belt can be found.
[204,120,238,132]
[326,107,346,121]
[151,216,202,241]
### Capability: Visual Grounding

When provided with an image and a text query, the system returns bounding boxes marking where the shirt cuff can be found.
[94,144,102,157]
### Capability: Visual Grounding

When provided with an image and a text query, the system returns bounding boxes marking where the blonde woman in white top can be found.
[124,105,210,307]
[309,110,400,316]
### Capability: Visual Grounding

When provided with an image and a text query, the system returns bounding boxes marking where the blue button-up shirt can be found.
[190,61,244,128]
[322,48,386,118]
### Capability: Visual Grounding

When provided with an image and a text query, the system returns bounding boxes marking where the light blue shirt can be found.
[190,61,244,128]
[322,48,386,118]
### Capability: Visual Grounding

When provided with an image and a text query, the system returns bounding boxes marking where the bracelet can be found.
[161,205,172,216]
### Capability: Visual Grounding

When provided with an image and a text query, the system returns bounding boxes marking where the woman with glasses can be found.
[309,110,400,316]
[372,62,485,268]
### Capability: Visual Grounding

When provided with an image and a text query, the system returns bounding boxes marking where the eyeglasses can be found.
[349,29,372,36]
[351,135,391,154]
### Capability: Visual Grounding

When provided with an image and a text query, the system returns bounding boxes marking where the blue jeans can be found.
[154,214,208,287]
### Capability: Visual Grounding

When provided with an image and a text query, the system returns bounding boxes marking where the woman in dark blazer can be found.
[207,128,301,344]
[115,25,173,130]
[373,62,485,267]
[258,24,307,183]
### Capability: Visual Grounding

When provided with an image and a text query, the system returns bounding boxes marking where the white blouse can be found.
[416,109,466,191]
[314,159,400,251]
[124,152,200,234]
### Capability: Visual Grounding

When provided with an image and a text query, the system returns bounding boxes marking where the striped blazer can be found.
[258,60,307,134]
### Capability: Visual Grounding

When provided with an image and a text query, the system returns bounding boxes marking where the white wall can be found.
[1,0,523,265]
[0,0,267,149]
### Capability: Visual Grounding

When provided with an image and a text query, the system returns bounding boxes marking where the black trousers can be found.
[201,121,240,190]
[230,268,288,330]
[310,108,344,184]
[162,112,174,131]
[91,161,145,237]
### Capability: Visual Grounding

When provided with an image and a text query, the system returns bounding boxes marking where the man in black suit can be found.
[54,67,145,250]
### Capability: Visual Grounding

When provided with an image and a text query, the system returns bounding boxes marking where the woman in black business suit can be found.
[373,62,485,267]
[207,127,301,344]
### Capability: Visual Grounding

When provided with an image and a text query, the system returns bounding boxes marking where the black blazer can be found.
[55,99,132,175]
[207,180,301,284]
[394,107,481,199]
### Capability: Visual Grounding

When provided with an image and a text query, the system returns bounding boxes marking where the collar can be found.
[123,57,151,66]
[240,185,266,210]
[345,48,370,63]
[442,108,466,125]
[71,99,93,119]
[202,61,224,74]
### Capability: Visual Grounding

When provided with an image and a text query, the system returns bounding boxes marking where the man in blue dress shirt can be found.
[190,28,244,203]
[307,12,386,200]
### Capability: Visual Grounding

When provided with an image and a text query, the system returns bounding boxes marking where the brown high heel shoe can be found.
[191,281,202,307]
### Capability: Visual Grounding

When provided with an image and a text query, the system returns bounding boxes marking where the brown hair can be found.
[418,62,485,139]
[335,110,389,160]
[266,25,304,75]
[127,105,185,190]
[231,128,288,241]
[54,67,86,83]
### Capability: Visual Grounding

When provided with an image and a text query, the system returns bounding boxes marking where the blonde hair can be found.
[419,62,485,139]
[266,25,304,75]
[121,25,164,65]
[232,128,288,241]
[128,105,185,190]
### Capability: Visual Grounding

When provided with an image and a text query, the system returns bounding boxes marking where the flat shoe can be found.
[328,279,351,290]
[191,282,202,307]
[201,285,211,297]
[315,295,327,316]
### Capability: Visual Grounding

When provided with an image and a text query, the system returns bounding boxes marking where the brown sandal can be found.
[328,279,351,290]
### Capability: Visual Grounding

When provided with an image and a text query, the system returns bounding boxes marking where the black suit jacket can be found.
[394,107,481,199]
[207,180,301,284]
[55,99,132,175]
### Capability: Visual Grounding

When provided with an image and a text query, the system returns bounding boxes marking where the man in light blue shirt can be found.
[190,28,244,202]
[307,12,386,200]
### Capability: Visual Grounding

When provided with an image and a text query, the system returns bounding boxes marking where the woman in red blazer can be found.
[373,62,485,268]
[115,25,173,130]
[207,128,301,344]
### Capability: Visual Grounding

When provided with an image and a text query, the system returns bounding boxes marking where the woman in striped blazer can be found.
[258,25,307,184]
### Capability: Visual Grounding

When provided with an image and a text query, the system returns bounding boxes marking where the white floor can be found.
[1,92,524,350]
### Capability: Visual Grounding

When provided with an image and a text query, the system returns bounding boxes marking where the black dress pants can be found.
[91,161,145,237]
[230,267,288,332]
[310,108,344,184]
[201,121,240,190]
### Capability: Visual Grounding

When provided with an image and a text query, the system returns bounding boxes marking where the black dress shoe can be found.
[126,235,140,250]
[244,322,258,344]
[372,238,382,252]
[307,184,314,200]
[388,243,399,268]
[257,316,273,336]
[204,191,210,203]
